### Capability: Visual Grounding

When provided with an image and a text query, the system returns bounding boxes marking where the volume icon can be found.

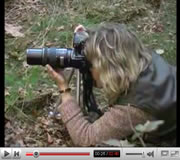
[147,151,154,157]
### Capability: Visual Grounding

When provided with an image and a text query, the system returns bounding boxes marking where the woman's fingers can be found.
[47,65,64,84]
[74,24,86,33]
[47,65,57,79]
[46,65,69,90]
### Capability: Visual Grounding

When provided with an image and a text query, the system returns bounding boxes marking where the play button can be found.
[1,149,11,159]
[4,151,9,157]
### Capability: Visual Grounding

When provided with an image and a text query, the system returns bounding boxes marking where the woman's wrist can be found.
[59,88,71,94]
[58,83,69,91]
[61,92,73,103]
[58,83,73,103]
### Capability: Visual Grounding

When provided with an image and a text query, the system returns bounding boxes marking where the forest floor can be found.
[5,0,176,147]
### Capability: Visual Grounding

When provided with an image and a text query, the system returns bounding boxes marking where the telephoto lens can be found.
[26,47,86,69]
[26,48,73,67]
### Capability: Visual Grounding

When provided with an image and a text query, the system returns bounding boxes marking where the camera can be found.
[26,47,88,71]
[26,30,90,71]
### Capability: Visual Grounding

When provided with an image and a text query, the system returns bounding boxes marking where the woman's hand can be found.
[47,65,73,102]
[46,65,69,91]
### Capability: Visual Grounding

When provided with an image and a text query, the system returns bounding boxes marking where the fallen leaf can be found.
[5,54,9,60]
[152,23,164,32]
[5,88,10,96]
[23,61,29,68]
[103,139,121,146]
[45,41,56,47]
[31,109,39,117]
[57,26,64,31]
[27,0,41,4]
[5,23,24,37]
[119,139,135,147]
[155,49,164,55]
[18,56,24,61]
[135,120,164,133]
[18,87,27,97]
[41,117,49,126]
[47,132,53,144]
[10,52,19,58]
[103,139,135,147]
[131,132,143,141]
[5,122,12,129]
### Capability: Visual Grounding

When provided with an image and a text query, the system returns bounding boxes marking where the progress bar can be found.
[26,152,90,156]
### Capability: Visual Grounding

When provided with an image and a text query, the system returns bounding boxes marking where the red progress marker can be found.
[26,153,33,156]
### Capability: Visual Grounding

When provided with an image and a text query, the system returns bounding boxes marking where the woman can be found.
[47,23,176,146]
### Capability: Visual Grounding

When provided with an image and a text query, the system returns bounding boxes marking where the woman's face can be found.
[90,67,102,88]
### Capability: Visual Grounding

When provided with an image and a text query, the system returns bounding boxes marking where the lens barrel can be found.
[26,47,86,69]
[26,48,73,67]
[26,48,44,65]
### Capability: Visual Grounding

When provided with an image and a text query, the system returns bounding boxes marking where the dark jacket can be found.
[116,52,176,137]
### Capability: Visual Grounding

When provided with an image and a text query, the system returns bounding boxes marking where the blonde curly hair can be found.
[84,23,152,103]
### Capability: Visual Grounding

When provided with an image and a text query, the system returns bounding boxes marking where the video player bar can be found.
[0,147,179,160]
